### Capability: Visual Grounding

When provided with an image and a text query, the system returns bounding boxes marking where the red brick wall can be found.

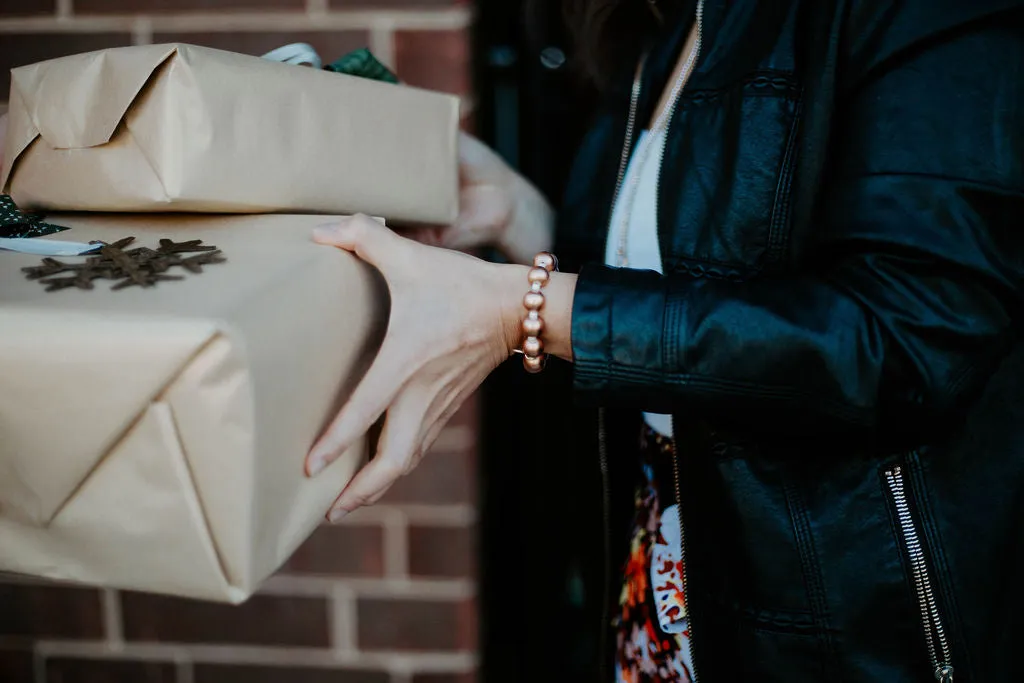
[0,1,473,114]
[0,403,479,683]
[0,1,479,681]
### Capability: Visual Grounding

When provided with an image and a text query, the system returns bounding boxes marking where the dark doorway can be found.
[471,3,604,681]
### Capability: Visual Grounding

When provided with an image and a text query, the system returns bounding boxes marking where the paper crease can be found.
[41,328,221,527]
[163,393,237,594]
[124,123,172,203]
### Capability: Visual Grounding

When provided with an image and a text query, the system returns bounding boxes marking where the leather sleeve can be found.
[570,8,1024,436]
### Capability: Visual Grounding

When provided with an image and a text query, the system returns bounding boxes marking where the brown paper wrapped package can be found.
[0,43,459,224]
[0,214,386,602]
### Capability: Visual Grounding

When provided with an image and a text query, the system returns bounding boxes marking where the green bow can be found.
[0,195,68,239]
[324,48,400,84]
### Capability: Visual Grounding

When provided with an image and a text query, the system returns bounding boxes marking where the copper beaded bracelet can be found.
[517,251,558,374]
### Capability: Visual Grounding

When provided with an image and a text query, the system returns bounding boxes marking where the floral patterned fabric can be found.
[615,427,694,683]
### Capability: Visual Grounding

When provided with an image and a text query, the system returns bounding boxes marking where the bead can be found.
[522,316,544,337]
[521,255,555,376]
[527,267,550,286]
[523,336,543,356]
[523,291,545,311]
[533,252,557,272]
[523,354,544,373]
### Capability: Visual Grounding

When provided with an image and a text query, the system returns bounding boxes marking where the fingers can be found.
[326,387,428,521]
[325,450,403,522]
[313,214,402,267]
[305,345,410,477]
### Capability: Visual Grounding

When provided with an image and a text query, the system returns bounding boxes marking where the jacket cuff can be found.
[571,264,669,406]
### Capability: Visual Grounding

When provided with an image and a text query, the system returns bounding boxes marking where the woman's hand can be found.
[419,131,555,265]
[305,215,525,520]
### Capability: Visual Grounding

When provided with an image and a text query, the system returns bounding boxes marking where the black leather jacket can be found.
[555,1,1024,680]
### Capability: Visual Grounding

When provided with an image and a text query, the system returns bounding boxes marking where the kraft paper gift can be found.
[0,213,386,602]
[0,43,460,224]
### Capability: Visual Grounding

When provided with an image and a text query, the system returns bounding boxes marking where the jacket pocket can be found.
[883,459,957,683]
[662,71,801,279]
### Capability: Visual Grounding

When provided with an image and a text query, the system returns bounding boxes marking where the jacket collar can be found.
[634,0,727,129]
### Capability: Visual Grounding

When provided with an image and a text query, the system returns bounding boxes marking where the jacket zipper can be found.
[599,6,706,680]
[597,408,612,683]
[652,0,704,248]
[608,59,646,222]
[665,7,707,682]
[883,464,955,683]
[595,36,644,683]
[670,415,701,683]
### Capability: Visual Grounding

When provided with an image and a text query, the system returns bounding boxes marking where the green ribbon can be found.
[0,195,68,239]
[324,48,400,84]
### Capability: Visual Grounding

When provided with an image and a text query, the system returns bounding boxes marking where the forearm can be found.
[571,254,1016,437]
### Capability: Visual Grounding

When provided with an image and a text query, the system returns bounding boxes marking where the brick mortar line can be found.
[32,649,46,683]
[368,21,395,70]
[33,640,478,671]
[131,16,153,45]
[383,507,408,579]
[177,660,195,683]
[260,574,475,598]
[432,424,475,452]
[0,551,475,594]
[101,588,124,650]
[329,584,357,653]
[340,503,476,526]
[34,641,191,660]
[0,8,471,32]
[305,0,328,16]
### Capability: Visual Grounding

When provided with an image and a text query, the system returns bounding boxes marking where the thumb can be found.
[313,215,396,266]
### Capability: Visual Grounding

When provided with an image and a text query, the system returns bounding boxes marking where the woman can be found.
[307,0,1024,680]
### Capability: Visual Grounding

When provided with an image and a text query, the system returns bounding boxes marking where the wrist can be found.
[496,260,577,363]
[498,264,530,356]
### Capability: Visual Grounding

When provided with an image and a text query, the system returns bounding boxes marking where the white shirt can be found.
[603,129,674,438]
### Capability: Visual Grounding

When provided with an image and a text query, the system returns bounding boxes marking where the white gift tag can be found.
[261,43,323,69]
[651,503,689,634]
[0,237,100,256]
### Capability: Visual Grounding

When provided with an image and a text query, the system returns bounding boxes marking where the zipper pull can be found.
[936,665,954,683]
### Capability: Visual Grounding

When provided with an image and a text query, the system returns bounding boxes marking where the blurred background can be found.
[0,1,600,682]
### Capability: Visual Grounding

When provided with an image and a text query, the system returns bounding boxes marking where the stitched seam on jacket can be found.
[782,478,840,680]
[679,69,801,105]
[604,284,615,394]
[664,289,678,375]
[663,258,748,281]
[766,94,803,265]
[574,359,873,425]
